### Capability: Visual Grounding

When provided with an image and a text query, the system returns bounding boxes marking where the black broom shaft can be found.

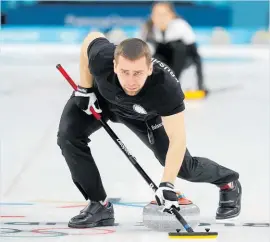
[99,118,159,191]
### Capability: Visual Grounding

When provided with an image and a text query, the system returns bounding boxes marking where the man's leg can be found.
[120,116,241,220]
[57,93,114,228]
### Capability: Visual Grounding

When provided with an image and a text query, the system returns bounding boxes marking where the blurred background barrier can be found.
[1,0,269,55]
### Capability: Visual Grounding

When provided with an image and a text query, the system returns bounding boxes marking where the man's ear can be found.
[148,62,153,76]
[113,59,117,73]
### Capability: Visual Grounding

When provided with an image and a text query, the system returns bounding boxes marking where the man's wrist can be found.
[161,174,176,185]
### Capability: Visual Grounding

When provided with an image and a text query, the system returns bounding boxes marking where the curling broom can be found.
[56,64,218,239]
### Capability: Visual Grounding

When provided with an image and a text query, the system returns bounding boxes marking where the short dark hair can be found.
[114,38,152,65]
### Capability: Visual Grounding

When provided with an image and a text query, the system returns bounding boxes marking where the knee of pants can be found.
[230,171,240,182]
[57,131,69,149]
[184,57,193,69]
[57,131,90,151]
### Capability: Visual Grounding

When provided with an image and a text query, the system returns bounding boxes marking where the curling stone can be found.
[142,201,200,232]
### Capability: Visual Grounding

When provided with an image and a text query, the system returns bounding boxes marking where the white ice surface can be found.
[0,45,269,241]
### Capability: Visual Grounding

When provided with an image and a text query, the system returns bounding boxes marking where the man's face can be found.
[114,55,153,96]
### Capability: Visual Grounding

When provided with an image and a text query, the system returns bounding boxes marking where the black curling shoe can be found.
[216,180,242,220]
[68,201,115,228]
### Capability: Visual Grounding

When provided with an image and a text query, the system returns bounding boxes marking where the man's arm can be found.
[161,111,186,184]
[79,32,106,88]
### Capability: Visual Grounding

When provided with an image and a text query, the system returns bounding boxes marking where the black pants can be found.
[57,94,239,202]
[154,41,205,90]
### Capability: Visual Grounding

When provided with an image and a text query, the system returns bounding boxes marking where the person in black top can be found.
[140,2,208,93]
[57,32,241,228]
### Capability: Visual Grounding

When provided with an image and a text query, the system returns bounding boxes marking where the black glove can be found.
[155,182,180,213]
[74,86,102,115]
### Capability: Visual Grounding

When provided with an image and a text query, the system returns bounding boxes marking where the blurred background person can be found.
[140,2,208,94]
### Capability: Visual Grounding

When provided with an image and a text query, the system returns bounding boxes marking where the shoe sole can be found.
[216,209,241,220]
[68,218,115,228]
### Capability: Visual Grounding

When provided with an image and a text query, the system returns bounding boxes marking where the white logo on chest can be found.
[133,104,147,115]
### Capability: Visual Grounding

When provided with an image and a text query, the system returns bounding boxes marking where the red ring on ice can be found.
[31,227,116,236]
[0,216,25,218]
